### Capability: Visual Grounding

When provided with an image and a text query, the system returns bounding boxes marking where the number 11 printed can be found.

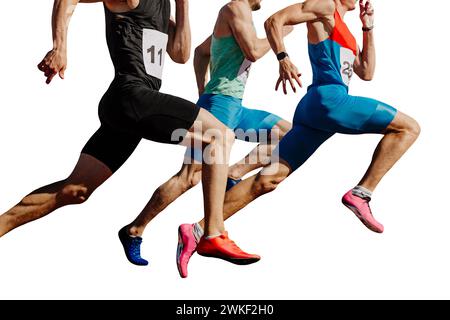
[147,45,163,66]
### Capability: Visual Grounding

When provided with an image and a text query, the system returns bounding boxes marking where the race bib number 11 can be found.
[142,29,168,80]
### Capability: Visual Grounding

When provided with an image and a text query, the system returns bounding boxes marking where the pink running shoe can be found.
[342,190,384,233]
[176,224,198,278]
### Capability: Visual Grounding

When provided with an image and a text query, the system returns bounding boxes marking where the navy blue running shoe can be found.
[118,226,149,266]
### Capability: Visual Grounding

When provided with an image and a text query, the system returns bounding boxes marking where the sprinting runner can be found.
[176,0,421,273]
[0,0,257,265]
[119,0,293,276]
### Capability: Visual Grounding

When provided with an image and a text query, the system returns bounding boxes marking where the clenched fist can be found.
[37,48,67,84]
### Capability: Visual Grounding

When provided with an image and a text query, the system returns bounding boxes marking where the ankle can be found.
[204,227,225,238]
[352,186,373,200]
[128,225,144,237]
[205,233,221,240]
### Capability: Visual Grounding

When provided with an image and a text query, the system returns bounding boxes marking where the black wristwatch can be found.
[362,25,374,32]
[276,51,289,61]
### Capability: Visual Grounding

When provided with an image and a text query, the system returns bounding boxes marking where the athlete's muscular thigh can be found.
[104,0,140,13]
[64,154,112,199]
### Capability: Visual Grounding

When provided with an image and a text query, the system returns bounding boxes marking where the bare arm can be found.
[38,0,101,84]
[264,0,334,94]
[226,3,271,62]
[265,0,334,55]
[38,0,79,84]
[167,0,191,64]
[354,0,376,81]
[194,36,211,96]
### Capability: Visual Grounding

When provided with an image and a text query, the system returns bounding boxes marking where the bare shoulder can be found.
[303,0,335,17]
[222,1,251,20]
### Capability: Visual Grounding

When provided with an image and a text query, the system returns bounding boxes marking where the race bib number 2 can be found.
[142,29,168,80]
[340,48,355,86]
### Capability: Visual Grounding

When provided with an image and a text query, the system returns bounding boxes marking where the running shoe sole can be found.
[342,201,383,234]
[197,252,260,265]
[176,228,184,277]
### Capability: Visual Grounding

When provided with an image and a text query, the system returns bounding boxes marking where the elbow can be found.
[245,52,258,63]
[194,46,205,59]
[358,63,375,81]
[244,46,260,62]
[173,57,189,64]
[361,71,375,81]
[264,16,277,34]
[356,67,375,81]
[179,54,190,64]
[264,15,283,36]
[179,48,191,63]
[172,51,191,64]
[194,45,209,62]
[264,19,271,33]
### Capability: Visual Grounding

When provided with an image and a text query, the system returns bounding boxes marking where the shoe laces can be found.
[364,198,375,217]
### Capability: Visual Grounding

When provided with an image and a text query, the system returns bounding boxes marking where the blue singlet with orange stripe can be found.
[276,10,398,172]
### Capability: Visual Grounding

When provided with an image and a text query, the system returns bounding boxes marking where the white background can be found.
[0,0,448,300]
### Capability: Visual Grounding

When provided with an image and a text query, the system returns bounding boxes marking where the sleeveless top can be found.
[105,0,171,89]
[204,34,252,99]
[308,10,357,89]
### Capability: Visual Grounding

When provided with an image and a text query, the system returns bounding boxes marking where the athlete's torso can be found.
[204,5,253,100]
[105,0,171,89]
[204,35,252,100]
[307,10,357,89]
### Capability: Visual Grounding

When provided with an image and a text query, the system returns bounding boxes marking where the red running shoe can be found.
[197,232,260,265]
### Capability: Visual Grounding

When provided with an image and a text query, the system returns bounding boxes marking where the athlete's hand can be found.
[359,0,374,28]
[37,49,67,84]
[276,57,302,95]
[282,25,294,37]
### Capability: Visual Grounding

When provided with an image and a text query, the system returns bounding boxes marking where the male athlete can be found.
[118,0,293,277]
[0,0,258,264]
[176,0,421,273]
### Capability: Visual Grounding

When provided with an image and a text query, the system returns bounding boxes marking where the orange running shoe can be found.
[197,232,260,265]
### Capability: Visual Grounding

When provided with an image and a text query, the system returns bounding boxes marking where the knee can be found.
[406,118,421,140]
[177,170,201,192]
[277,126,291,140]
[254,172,287,195]
[183,173,201,191]
[191,171,202,187]
[389,113,421,142]
[272,122,292,140]
[58,182,93,205]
